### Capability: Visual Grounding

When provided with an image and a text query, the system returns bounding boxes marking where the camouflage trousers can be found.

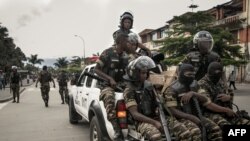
[11,84,20,101]
[100,87,116,120]
[205,112,250,127]
[59,86,68,102]
[168,118,201,141]
[40,85,50,103]
[167,117,222,141]
[137,117,203,141]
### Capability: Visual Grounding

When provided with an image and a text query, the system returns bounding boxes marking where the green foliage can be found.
[27,54,44,66]
[158,11,245,66]
[54,57,69,68]
[0,24,26,71]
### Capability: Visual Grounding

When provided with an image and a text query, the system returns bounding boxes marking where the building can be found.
[139,0,250,82]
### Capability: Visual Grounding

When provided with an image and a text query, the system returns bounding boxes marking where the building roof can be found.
[139,29,154,36]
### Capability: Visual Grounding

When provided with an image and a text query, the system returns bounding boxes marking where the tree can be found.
[54,57,68,68]
[158,11,245,66]
[27,54,44,67]
[0,24,26,71]
[70,56,82,67]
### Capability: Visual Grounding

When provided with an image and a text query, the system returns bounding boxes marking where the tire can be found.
[90,116,103,141]
[69,96,80,124]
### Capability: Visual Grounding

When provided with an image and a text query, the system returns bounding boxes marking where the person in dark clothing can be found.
[10,66,22,103]
[57,70,69,104]
[94,33,132,141]
[113,11,151,57]
[36,66,55,107]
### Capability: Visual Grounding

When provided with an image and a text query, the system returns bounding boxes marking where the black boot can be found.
[111,119,123,141]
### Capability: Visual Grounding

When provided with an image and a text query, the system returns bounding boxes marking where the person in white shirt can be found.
[228,71,237,90]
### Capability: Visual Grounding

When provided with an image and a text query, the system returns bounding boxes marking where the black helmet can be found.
[123,56,156,81]
[120,11,134,29]
[42,65,47,71]
[193,31,214,54]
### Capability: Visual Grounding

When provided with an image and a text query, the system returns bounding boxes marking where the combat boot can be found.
[111,119,123,141]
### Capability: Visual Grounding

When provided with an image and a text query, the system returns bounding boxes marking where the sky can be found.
[0,0,231,60]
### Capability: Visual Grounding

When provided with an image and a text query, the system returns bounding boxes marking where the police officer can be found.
[10,66,22,103]
[123,56,163,141]
[163,63,223,141]
[198,62,250,127]
[35,66,55,107]
[94,33,131,141]
[57,70,68,104]
[182,31,221,81]
[113,11,151,57]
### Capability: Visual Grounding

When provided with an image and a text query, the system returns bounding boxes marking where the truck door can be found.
[75,68,88,116]
[81,67,94,116]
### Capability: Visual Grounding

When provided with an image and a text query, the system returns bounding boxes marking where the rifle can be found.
[152,87,171,141]
[190,81,207,141]
[83,72,123,92]
[192,97,207,141]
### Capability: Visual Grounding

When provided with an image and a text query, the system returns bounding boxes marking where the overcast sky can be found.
[0,0,230,59]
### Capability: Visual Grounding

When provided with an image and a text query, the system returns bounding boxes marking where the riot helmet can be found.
[193,31,214,55]
[123,56,156,81]
[178,63,195,86]
[120,11,133,29]
[207,62,223,84]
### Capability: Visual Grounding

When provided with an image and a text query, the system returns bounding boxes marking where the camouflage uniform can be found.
[37,70,54,107]
[57,72,68,104]
[198,75,250,126]
[124,81,162,140]
[163,80,222,141]
[96,46,129,127]
[10,71,21,103]
[182,51,220,81]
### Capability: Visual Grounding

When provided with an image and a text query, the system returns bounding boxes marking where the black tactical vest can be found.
[103,48,129,83]
[11,72,20,84]
[134,81,157,118]
[171,81,194,114]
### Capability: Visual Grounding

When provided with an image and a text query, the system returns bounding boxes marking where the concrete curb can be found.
[0,88,26,103]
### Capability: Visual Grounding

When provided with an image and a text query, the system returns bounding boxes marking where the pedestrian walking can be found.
[228,70,237,90]
[57,70,68,104]
[10,66,22,103]
[35,66,56,107]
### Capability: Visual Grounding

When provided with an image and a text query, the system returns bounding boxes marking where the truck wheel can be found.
[90,116,102,141]
[69,97,80,124]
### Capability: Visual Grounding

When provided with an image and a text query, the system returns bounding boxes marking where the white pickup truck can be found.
[68,64,148,141]
[68,63,174,141]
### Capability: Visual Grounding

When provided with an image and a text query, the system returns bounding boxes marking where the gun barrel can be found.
[83,72,123,91]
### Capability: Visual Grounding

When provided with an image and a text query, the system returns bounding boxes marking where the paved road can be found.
[0,82,249,141]
[0,84,90,141]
